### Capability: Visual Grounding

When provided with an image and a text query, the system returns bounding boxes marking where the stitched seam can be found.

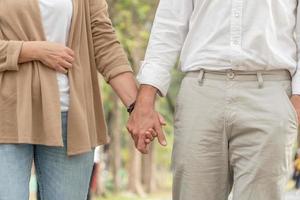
[34,148,45,200]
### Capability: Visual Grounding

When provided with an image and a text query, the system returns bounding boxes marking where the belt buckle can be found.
[227,71,235,79]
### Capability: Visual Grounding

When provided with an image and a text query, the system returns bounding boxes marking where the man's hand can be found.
[126,85,167,154]
[291,95,300,123]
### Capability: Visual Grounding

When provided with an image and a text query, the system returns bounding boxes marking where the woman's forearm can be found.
[109,72,138,107]
[18,41,40,63]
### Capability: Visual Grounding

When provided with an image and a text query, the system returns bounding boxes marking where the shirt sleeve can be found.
[89,0,132,82]
[292,2,300,95]
[0,40,23,72]
[137,0,193,96]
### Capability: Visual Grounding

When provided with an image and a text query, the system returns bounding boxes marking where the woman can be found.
[0,0,143,199]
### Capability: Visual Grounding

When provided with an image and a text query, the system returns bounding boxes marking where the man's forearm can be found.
[135,85,158,111]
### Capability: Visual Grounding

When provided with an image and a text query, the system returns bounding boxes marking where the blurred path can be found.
[286,190,300,200]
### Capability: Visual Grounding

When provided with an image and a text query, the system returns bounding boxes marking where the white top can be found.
[39,0,73,111]
[137,0,300,96]
[94,146,101,163]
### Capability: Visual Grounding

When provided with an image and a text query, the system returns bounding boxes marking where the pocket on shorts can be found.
[280,80,298,126]
[174,76,188,123]
[279,81,298,176]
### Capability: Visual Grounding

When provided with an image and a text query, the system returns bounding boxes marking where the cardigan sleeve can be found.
[89,0,133,82]
[0,40,23,72]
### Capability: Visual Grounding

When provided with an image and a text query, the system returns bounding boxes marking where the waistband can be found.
[187,69,291,81]
[186,69,291,88]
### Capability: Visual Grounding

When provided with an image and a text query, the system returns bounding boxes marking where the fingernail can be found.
[162,141,167,146]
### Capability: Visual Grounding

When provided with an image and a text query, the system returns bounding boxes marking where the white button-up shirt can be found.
[137,0,300,96]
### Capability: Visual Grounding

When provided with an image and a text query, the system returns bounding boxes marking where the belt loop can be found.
[257,72,264,88]
[198,69,205,85]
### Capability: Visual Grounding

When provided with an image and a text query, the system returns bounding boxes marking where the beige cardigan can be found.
[0,0,132,155]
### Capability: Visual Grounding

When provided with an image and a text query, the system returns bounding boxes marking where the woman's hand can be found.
[19,41,75,73]
[144,113,167,144]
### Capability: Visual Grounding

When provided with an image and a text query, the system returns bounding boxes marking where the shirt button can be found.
[234,12,240,17]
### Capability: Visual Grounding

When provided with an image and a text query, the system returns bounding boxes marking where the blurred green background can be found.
[94,0,180,199]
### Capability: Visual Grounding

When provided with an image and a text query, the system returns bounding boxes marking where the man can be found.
[127,0,300,200]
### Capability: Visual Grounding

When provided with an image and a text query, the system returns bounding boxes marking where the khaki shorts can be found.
[172,70,298,200]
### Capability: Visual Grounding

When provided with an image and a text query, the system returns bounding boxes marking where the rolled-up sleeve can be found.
[137,0,193,96]
[0,40,23,72]
[89,0,132,82]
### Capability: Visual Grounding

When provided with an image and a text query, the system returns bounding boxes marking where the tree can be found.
[107,0,160,195]
[108,93,122,192]
[100,0,183,196]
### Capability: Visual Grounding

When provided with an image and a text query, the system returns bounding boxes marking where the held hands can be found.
[127,107,167,154]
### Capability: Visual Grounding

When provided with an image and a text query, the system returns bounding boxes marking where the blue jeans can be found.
[0,112,94,200]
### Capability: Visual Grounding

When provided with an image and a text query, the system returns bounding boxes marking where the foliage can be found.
[98,0,184,195]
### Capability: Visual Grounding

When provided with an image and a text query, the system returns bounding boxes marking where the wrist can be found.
[127,101,136,114]
[135,97,155,114]
[136,95,155,107]
[135,85,157,108]
[135,96,155,114]
[22,41,42,61]
[30,41,44,61]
